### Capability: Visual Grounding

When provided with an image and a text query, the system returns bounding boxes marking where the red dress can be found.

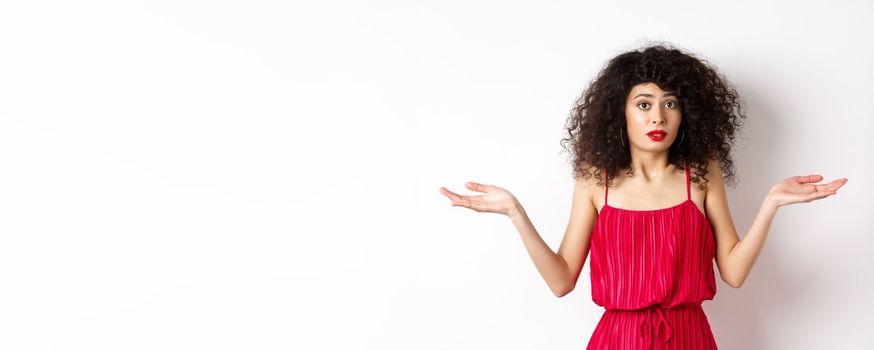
[586,161,718,349]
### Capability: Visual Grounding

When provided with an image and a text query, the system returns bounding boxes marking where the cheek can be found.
[625,112,647,130]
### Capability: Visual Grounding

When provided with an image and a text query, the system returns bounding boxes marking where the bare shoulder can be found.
[687,158,723,215]
[700,157,730,215]
[573,173,599,213]
[702,157,726,193]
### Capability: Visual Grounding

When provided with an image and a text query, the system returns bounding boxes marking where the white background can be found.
[1,1,871,349]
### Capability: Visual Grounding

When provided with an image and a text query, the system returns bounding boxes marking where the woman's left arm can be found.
[704,158,848,288]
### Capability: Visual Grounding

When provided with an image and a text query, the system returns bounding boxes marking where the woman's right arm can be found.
[508,176,598,297]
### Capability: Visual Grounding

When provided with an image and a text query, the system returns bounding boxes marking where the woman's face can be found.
[624,82,682,152]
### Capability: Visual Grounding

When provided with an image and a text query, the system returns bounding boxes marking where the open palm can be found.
[768,174,847,207]
[439,182,517,216]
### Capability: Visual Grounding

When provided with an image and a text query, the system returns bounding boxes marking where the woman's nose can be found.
[651,108,665,124]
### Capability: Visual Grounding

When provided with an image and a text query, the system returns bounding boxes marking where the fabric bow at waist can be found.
[639,305,672,350]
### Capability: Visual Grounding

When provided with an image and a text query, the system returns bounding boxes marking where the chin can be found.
[637,145,672,153]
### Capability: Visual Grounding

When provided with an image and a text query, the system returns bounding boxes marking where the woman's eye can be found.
[666,101,676,108]
[638,102,649,109]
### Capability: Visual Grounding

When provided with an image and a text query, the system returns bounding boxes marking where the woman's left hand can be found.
[767,175,847,208]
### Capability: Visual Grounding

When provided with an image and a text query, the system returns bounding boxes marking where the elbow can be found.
[553,284,573,298]
[723,277,744,289]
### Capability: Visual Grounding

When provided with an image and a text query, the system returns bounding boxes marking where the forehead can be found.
[627,82,675,97]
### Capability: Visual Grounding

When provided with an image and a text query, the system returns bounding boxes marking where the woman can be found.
[438,43,847,349]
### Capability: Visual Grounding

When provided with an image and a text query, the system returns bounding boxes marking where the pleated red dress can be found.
[586,160,719,349]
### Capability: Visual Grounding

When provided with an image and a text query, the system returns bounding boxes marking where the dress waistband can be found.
[604,304,702,350]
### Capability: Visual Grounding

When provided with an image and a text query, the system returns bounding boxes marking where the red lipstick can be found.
[647,129,667,141]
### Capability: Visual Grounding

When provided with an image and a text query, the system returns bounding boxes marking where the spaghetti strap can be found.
[684,160,691,200]
[604,168,609,205]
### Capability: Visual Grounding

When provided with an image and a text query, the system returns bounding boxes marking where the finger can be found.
[822,179,848,191]
[806,190,834,202]
[795,174,823,184]
[466,181,489,193]
[440,187,469,205]
[817,186,839,195]
[439,187,459,200]
[812,183,833,192]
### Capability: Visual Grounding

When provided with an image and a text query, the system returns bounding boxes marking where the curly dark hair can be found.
[560,42,746,191]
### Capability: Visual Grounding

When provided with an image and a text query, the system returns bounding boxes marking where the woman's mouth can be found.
[647,131,667,141]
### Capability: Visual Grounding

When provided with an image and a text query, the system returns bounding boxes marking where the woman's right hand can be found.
[439,182,519,217]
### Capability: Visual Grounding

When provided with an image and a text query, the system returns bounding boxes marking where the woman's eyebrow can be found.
[633,92,678,99]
